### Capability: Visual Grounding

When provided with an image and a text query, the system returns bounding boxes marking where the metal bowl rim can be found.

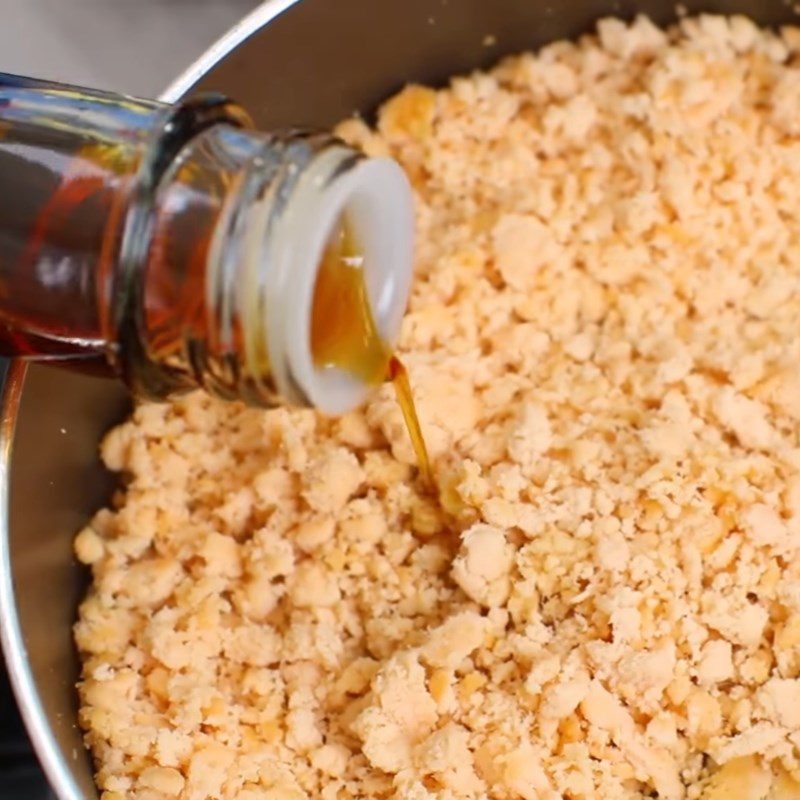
[0,2,296,797]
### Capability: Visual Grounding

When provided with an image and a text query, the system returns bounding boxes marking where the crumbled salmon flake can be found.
[76,13,800,799]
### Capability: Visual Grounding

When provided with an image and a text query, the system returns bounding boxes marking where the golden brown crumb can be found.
[77,13,800,800]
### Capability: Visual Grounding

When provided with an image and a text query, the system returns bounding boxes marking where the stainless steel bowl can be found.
[2,1,798,798]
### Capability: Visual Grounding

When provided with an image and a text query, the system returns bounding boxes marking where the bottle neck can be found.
[109,98,259,401]
[121,123,323,406]
[131,125,415,413]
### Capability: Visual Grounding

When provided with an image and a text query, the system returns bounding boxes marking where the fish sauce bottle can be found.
[0,74,415,415]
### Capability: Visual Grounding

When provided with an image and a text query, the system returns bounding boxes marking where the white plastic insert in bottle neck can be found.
[267,147,415,414]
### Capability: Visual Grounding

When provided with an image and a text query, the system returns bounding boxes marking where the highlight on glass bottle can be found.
[0,73,415,415]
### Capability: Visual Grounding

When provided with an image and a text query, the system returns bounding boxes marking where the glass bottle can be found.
[0,73,414,415]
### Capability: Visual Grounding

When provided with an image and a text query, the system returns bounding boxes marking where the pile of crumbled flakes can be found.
[75,14,800,800]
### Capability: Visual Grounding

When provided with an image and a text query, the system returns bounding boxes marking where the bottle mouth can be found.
[277,152,415,415]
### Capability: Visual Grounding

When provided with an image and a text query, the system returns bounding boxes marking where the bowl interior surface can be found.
[4,0,799,797]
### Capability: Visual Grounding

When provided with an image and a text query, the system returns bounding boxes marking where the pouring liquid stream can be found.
[311,216,431,484]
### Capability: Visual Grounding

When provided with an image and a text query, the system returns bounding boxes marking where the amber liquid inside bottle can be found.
[311,217,430,482]
[0,77,165,366]
[0,74,250,391]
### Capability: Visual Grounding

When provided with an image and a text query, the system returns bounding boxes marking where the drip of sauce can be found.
[386,355,431,484]
[311,215,431,483]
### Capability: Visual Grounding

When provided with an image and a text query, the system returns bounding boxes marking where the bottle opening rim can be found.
[278,154,415,415]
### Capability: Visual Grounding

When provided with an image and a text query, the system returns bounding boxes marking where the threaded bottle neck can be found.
[130,121,414,412]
